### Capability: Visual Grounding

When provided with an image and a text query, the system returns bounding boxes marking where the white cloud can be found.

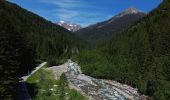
[40,0,85,8]
[52,8,78,21]
[39,0,86,21]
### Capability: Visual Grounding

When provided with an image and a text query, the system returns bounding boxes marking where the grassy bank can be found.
[26,65,86,100]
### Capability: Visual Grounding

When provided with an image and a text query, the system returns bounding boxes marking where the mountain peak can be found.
[116,6,142,18]
[56,21,82,32]
[125,6,139,14]
[59,20,65,24]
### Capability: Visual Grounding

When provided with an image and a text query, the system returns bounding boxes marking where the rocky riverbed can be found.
[47,60,147,100]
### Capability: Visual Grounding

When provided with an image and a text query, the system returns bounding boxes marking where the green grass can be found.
[26,65,86,100]
[26,65,48,84]
[68,89,86,100]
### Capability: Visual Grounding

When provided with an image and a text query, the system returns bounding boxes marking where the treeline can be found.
[0,1,86,99]
[75,0,170,99]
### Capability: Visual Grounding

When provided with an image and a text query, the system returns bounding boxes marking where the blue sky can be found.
[9,0,162,26]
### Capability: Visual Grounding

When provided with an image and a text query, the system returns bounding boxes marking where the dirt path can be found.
[22,62,47,81]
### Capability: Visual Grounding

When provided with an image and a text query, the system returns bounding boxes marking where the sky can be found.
[9,0,162,27]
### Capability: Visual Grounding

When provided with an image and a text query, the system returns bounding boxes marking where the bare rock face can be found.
[117,7,139,17]
[56,21,82,32]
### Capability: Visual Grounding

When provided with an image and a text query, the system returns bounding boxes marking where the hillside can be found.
[0,1,86,99]
[75,7,145,45]
[76,0,170,99]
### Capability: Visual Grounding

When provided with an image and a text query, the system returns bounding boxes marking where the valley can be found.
[0,0,169,100]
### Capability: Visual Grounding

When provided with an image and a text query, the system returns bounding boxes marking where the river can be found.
[48,60,147,100]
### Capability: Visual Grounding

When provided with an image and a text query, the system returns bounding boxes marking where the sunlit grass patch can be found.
[26,66,86,100]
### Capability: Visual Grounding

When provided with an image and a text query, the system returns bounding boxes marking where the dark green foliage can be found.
[0,1,35,99]
[76,0,170,99]
[76,50,116,79]
[0,1,86,99]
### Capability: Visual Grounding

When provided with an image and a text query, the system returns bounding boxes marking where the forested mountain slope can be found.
[76,0,170,99]
[0,1,86,99]
[75,7,145,45]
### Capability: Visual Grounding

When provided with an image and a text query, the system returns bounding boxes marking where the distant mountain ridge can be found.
[75,7,146,44]
[56,21,82,32]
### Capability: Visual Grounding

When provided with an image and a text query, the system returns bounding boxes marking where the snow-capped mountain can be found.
[56,21,82,32]
[116,6,143,17]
